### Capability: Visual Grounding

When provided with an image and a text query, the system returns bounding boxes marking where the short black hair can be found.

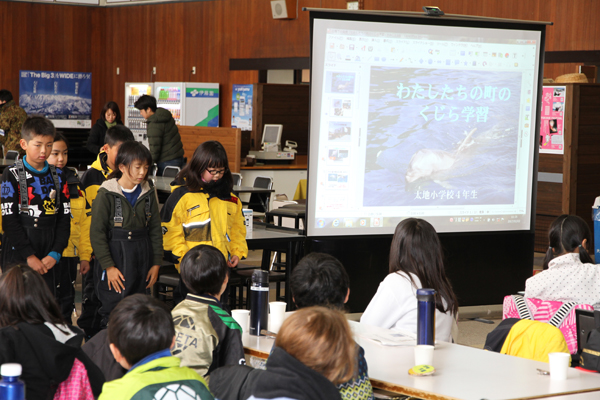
[180,245,228,296]
[53,131,69,147]
[134,95,157,113]
[21,116,55,142]
[0,90,13,102]
[107,294,174,366]
[290,253,350,310]
[105,125,134,146]
[107,141,153,181]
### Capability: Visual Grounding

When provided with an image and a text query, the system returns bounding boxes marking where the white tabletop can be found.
[242,320,600,400]
[151,176,275,195]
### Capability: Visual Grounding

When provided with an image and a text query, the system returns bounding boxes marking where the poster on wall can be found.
[231,84,253,131]
[183,83,219,127]
[539,86,565,155]
[19,70,92,129]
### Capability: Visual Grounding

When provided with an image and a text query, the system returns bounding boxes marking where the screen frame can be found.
[261,124,284,146]
[306,9,547,238]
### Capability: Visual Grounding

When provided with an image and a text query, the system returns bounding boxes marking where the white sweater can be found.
[360,272,454,342]
[525,252,600,307]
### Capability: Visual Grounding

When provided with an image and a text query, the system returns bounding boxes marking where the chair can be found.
[229,253,287,310]
[232,172,242,187]
[5,150,19,161]
[162,166,180,178]
[503,295,593,354]
[244,176,273,214]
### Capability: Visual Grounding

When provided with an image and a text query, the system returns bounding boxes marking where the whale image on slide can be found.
[405,128,476,184]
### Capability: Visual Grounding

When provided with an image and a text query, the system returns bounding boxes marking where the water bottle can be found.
[0,363,25,400]
[416,288,436,346]
[249,270,269,336]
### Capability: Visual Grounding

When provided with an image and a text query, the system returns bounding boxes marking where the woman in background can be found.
[86,101,124,155]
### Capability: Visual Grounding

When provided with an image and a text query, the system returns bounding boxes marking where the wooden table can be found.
[242,320,600,400]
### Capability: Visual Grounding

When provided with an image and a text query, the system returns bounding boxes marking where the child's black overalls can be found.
[94,193,154,328]
[1,160,62,297]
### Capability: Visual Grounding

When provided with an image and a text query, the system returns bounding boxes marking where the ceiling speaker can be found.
[271,0,296,20]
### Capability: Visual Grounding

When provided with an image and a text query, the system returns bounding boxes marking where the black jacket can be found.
[209,346,342,400]
[82,329,126,382]
[86,118,108,155]
[0,322,105,400]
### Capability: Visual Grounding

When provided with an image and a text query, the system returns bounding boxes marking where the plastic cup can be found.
[414,344,434,366]
[548,352,570,380]
[231,309,250,333]
[269,301,287,333]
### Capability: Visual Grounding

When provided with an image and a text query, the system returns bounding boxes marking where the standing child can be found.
[161,140,247,272]
[47,132,92,322]
[0,116,71,303]
[90,141,162,328]
[361,218,458,342]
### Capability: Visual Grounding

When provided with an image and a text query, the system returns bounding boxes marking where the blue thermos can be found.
[416,288,436,345]
[0,363,25,400]
[249,270,269,336]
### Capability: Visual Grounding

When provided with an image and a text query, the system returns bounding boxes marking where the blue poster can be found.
[231,84,253,131]
[19,70,92,128]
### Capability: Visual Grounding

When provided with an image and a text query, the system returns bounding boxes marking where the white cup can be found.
[414,345,434,366]
[269,301,287,333]
[548,352,570,380]
[231,309,250,333]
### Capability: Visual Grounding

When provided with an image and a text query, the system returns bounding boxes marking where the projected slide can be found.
[308,16,543,236]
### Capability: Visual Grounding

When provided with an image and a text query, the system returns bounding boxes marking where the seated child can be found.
[0,266,104,400]
[361,218,458,342]
[171,244,246,377]
[209,306,356,400]
[525,214,600,307]
[290,252,374,400]
[99,294,213,400]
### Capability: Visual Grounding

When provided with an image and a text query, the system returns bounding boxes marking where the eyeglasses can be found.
[206,168,228,176]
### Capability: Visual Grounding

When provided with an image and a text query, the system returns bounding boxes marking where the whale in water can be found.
[405,128,477,184]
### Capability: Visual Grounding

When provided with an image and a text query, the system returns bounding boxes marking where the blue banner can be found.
[231,84,253,131]
[19,70,92,121]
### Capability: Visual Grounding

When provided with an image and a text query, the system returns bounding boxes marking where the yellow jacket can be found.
[500,319,570,364]
[62,168,92,260]
[160,186,248,270]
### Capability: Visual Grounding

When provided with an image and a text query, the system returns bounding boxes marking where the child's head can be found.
[275,306,357,385]
[0,266,65,328]
[20,117,55,166]
[543,214,593,269]
[134,95,157,119]
[47,132,69,169]
[107,141,152,185]
[101,125,135,169]
[180,244,229,298]
[108,294,175,369]
[0,89,13,104]
[290,253,350,310]
[390,218,458,316]
[179,141,233,195]
[100,101,123,125]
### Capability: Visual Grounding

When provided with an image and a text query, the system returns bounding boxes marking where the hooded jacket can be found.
[90,178,163,270]
[209,346,342,400]
[62,167,92,260]
[0,322,104,400]
[146,107,184,164]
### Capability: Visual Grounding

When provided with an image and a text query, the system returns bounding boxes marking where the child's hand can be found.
[41,256,57,270]
[106,266,125,293]
[227,255,240,268]
[146,265,160,289]
[80,260,90,275]
[27,255,47,274]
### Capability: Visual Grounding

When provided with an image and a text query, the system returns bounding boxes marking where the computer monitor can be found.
[261,124,283,147]
[576,309,600,353]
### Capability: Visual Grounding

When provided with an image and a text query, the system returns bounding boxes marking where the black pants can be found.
[78,258,103,339]
[94,228,153,329]
[56,256,78,323]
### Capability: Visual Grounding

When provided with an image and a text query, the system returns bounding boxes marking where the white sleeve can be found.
[360,274,413,329]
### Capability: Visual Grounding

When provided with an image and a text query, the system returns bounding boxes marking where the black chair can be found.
[5,150,19,161]
[244,176,273,214]
[163,166,180,178]
[232,173,242,187]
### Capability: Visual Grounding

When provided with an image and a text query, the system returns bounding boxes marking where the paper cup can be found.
[548,352,570,380]
[231,309,250,333]
[269,301,287,333]
[414,345,434,366]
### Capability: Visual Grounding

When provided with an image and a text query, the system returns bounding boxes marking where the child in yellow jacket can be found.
[47,132,92,322]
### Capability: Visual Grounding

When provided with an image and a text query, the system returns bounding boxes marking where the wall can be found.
[2,0,600,128]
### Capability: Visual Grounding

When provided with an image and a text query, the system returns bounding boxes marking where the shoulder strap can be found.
[511,295,533,320]
[548,302,577,328]
[16,159,29,214]
[48,164,61,197]
[145,197,151,226]
[114,196,123,227]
